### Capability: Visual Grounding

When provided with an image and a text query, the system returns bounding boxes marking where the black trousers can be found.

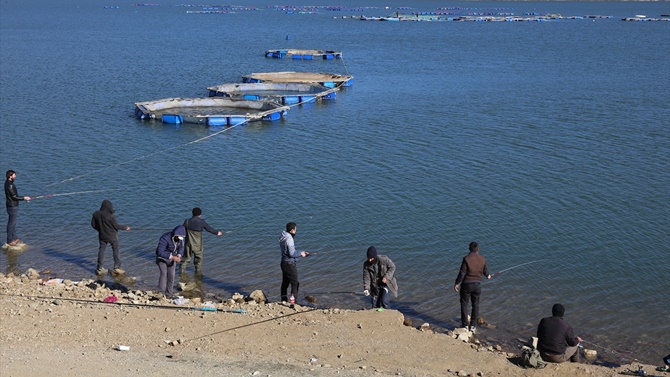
[280,261,299,301]
[459,282,482,328]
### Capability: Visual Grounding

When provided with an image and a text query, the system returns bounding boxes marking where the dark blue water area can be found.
[1,0,668,365]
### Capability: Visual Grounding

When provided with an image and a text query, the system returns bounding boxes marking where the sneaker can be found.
[111,268,125,276]
[96,267,108,275]
[469,326,477,334]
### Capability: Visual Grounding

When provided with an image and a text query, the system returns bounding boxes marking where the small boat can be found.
[207,82,338,105]
[265,49,342,60]
[242,71,353,88]
[134,97,289,126]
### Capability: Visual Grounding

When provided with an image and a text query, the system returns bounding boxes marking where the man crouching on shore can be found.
[537,303,582,363]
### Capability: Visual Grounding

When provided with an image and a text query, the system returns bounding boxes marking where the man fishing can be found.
[180,207,222,277]
[4,170,31,247]
[91,199,130,276]
[454,241,491,333]
[279,222,308,305]
[537,303,582,363]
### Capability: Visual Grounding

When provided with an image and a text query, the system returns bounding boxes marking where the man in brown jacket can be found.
[454,241,491,333]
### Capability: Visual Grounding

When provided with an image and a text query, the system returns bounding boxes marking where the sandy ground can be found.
[0,267,664,377]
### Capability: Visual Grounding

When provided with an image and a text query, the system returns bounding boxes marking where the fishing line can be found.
[340,54,350,76]
[46,94,322,188]
[31,188,121,200]
[490,260,542,278]
[46,117,253,187]
[582,339,641,363]
[187,307,319,342]
[0,292,245,313]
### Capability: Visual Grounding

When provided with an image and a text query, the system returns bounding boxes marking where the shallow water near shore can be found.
[1,0,668,366]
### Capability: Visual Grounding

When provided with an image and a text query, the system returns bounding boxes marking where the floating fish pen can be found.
[207,82,338,105]
[242,71,353,88]
[265,49,343,60]
[134,97,289,126]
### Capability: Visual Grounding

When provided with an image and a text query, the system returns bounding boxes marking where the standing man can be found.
[91,199,130,276]
[537,303,582,363]
[155,225,186,298]
[180,207,222,276]
[4,170,31,247]
[363,246,398,309]
[279,222,308,304]
[454,241,491,333]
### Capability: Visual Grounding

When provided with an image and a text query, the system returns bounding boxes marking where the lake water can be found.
[1,0,668,366]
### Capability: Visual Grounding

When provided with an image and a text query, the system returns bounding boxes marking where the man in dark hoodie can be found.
[91,199,130,276]
[454,241,491,333]
[537,303,582,363]
[363,246,398,309]
[155,225,186,298]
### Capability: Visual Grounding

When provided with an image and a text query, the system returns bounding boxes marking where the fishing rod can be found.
[0,293,245,313]
[31,188,121,200]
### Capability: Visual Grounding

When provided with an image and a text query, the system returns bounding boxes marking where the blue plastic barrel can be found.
[263,112,282,121]
[243,95,261,100]
[303,55,313,60]
[323,92,336,100]
[207,117,228,127]
[162,114,183,124]
[300,95,316,103]
[283,96,300,105]
[228,116,247,126]
[322,81,336,88]
[324,54,334,60]
[292,55,302,59]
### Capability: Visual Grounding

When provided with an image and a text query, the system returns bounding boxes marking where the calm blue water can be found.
[1,0,668,366]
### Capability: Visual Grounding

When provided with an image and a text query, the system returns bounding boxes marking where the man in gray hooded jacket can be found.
[363,246,398,309]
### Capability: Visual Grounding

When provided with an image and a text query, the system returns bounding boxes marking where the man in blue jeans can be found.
[4,170,31,247]
[454,241,491,333]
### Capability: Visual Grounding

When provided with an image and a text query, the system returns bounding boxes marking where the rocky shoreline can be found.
[0,268,664,377]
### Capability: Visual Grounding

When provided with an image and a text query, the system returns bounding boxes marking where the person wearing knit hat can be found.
[363,246,398,309]
[536,303,583,363]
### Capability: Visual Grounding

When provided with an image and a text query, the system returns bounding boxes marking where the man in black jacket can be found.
[537,303,582,363]
[91,199,130,276]
[4,170,31,247]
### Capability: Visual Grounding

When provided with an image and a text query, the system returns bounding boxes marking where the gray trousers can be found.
[156,259,176,297]
[540,345,580,363]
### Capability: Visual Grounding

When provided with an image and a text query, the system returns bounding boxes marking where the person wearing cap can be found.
[180,207,222,277]
[537,303,583,363]
[155,225,186,298]
[4,170,31,247]
[279,222,308,303]
[91,199,131,276]
[363,246,398,309]
[454,241,491,333]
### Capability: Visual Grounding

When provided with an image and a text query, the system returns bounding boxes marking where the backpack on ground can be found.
[521,346,547,369]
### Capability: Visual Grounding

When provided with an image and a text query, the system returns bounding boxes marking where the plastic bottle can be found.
[290,294,295,305]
